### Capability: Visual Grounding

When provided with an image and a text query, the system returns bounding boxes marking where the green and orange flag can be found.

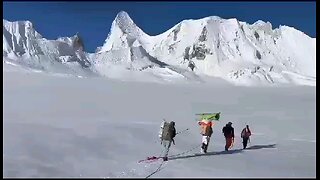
[196,112,221,122]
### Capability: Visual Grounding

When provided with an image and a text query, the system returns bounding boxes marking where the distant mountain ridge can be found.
[3,11,316,86]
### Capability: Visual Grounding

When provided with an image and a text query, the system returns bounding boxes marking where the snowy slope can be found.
[3,11,316,86]
[3,70,316,177]
[96,11,316,86]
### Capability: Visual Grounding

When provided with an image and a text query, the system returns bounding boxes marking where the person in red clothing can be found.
[222,122,234,151]
[241,125,252,149]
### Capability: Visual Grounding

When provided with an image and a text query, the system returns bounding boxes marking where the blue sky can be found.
[3,1,316,53]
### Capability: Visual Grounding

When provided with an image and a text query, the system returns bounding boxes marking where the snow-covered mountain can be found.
[95,11,316,86]
[3,19,92,76]
[3,11,316,86]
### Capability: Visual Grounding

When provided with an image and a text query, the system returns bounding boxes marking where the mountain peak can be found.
[115,11,130,19]
[115,11,134,26]
[97,10,147,52]
[111,10,142,37]
[72,32,85,51]
[3,19,33,26]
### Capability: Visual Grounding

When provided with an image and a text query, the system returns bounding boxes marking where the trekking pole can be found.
[155,128,189,144]
[176,128,189,135]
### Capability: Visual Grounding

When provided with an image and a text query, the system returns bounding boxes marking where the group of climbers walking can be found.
[158,113,252,161]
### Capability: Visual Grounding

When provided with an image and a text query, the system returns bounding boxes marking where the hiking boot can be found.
[163,157,168,161]
[204,145,208,153]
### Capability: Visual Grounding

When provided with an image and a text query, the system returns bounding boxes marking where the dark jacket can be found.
[222,124,234,138]
[241,127,251,138]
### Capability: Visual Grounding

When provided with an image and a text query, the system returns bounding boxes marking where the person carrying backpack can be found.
[222,122,234,151]
[241,125,251,149]
[159,120,176,161]
[195,112,220,153]
[198,120,214,153]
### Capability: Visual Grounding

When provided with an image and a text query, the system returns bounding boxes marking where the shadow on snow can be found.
[168,144,277,161]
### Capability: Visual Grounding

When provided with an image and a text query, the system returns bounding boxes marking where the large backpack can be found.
[160,121,175,141]
[199,122,213,136]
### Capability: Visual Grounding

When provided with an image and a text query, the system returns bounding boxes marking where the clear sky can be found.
[3,1,316,53]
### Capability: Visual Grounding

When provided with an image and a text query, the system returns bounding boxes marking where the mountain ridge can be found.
[3,11,316,86]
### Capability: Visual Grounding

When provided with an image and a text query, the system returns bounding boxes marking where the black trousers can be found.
[242,137,249,149]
